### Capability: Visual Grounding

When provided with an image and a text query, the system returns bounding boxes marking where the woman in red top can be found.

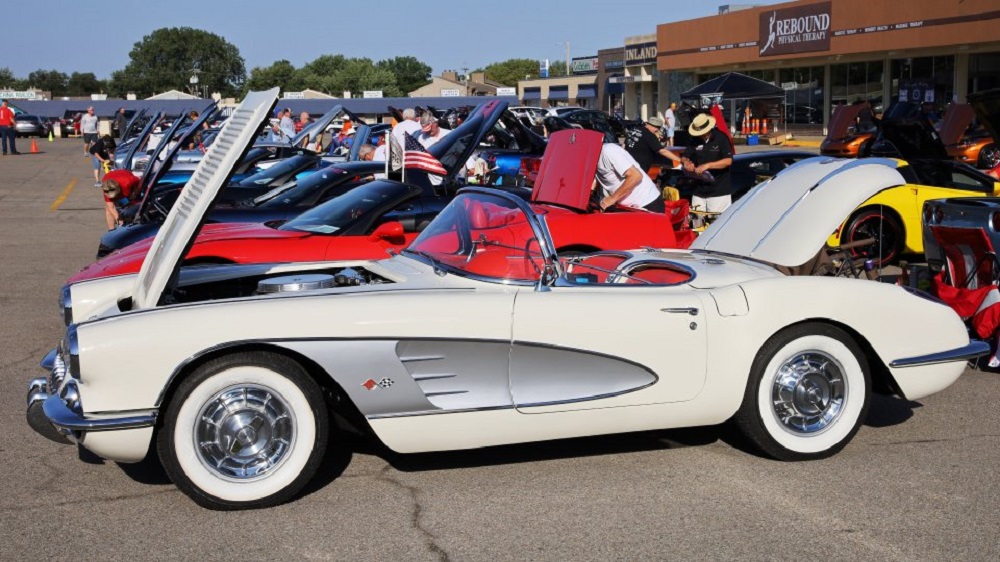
[101,169,139,230]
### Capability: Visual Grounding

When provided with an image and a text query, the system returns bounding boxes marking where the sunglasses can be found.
[102,186,119,193]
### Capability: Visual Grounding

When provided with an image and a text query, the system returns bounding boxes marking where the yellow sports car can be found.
[828,112,1000,263]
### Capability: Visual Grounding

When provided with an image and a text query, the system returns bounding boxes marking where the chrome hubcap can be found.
[771,352,846,434]
[194,384,295,480]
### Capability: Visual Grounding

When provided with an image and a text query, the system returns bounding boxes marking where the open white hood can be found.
[691,157,907,268]
[132,88,279,310]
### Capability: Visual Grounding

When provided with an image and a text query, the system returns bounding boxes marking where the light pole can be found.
[189,72,200,98]
[556,42,571,75]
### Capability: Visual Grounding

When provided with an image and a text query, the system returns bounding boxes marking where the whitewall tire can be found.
[735,323,871,461]
[157,352,328,510]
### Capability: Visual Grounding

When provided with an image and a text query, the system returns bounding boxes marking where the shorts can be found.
[83,132,98,144]
[666,126,675,138]
[691,194,732,213]
[91,155,102,170]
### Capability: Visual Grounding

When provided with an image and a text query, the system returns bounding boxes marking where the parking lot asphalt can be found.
[0,139,997,561]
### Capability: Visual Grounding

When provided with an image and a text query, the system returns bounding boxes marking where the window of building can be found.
[969,52,1000,93]
[890,55,954,113]
[779,66,824,131]
[830,60,885,117]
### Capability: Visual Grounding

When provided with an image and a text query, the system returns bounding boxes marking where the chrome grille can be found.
[49,351,67,394]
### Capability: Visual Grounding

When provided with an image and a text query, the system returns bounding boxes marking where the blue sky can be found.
[3,0,787,79]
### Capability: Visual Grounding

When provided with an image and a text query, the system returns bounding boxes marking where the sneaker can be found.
[11,151,20,155]
[94,182,102,187]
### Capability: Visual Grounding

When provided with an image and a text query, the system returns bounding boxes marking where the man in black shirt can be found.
[681,113,733,213]
[625,116,680,174]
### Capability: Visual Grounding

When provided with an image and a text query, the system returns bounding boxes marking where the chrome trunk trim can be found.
[889,340,990,368]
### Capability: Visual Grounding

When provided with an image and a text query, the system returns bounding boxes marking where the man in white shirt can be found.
[594,142,664,213]
[391,108,421,147]
[416,112,450,148]
[664,102,677,146]
[80,106,99,155]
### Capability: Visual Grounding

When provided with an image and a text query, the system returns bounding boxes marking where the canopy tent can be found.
[680,72,783,102]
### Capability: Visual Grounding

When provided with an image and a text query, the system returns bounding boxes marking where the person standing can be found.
[664,102,677,146]
[681,113,734,213]
[88,134,116,188]
[594,140,663,213]
[80,106,99,155]
[416,113,450,148]
[278,108,296,139]
[296,111,311,134]
[0,100,18,155]
[625,116,680,175]
[391,108,421,147]
[113,107,127,140]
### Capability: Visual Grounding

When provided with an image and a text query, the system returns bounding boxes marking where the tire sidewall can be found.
[847,208,903,264]
[754,333,867,456]
[162,359,323,508]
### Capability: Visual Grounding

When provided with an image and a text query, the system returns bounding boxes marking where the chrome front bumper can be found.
[889,340,991,368]
[27,349,158,445]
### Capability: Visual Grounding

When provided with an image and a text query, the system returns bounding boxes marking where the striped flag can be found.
[404,132,447,176]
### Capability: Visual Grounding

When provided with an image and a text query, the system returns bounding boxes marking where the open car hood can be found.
[826,104,865,140]
[291,104,343,148]
[691,157,908,268]
[872,118,948,160]
[531,129,603,211]
[940,103,976,146]
[968,88,1000,149]
[132,88,279,310]
[421,100,507,181]
[119,110,164,172]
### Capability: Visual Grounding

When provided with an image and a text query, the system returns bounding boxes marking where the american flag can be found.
[404,132,447,176]
[388,131,403,172]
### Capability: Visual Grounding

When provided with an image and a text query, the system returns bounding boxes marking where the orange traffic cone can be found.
[741,119,748,136]
[761,119,768,135]
[30,137,39,154]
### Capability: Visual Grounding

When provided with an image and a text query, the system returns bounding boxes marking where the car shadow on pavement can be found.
[864,394,920,428]
[366,425,728,474]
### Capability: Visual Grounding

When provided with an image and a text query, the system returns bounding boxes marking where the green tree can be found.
[66,72,105,96]
[245,60,299,92]
[108,27,246,98]
[27,69,69,96]
[478,59,543,86]
[376,56,431,94]
[0,67,18,89]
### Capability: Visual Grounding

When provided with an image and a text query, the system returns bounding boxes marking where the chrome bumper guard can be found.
[27,371,157,445]
[889,340,991,368]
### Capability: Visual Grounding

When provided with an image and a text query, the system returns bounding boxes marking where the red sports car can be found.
[71,128,691,283]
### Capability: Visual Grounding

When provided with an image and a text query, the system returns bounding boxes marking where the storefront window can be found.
[830,61,884,117]
[969,52,1000,93]
[779,66,824,131]
[890,55,954,114]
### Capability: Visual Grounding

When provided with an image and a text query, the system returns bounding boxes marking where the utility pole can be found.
[557,42,571,75]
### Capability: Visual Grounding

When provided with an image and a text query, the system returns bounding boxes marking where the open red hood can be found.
[530,129,604,212]
[940,103,976,146]
[826,104,865,140]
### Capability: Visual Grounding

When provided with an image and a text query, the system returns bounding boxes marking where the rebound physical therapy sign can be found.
[758,1,831,57]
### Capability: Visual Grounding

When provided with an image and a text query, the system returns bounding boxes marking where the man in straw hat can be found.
[681,112,733,213]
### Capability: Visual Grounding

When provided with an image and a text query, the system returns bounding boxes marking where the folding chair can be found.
[929,225,1000,366]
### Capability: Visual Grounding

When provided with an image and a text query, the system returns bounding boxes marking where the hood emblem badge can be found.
[569,133,576,144]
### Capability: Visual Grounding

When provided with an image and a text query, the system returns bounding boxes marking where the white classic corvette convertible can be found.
[28,90,988,510]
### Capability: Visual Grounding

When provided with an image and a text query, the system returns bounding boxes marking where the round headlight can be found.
[991,212,1000,233]
[60,284,72,326]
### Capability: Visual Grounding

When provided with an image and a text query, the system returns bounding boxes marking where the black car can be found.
[662,150,819,201]
[562,109,639,139]
[96,101,515,258]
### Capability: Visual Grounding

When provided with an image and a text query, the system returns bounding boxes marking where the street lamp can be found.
[557,42,570,75]
[189,73,200,98]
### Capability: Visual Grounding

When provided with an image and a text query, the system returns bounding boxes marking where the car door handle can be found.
[661,307,699,316]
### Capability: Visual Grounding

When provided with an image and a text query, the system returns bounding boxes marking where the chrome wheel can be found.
[195,384,296,481]
[771,352,846,434]
[979,144,1000,170]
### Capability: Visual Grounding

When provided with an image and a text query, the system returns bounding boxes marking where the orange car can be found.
[942,103,999,170]
[820,102,877,157]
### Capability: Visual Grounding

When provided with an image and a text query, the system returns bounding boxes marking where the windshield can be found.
[239,155,319,186]
[254,166,354,206]
[280,181,413,234]
[405,192,544,284]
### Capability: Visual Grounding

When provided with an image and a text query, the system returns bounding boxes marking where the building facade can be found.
[655,0,1000,134]
[518,74,598,109]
